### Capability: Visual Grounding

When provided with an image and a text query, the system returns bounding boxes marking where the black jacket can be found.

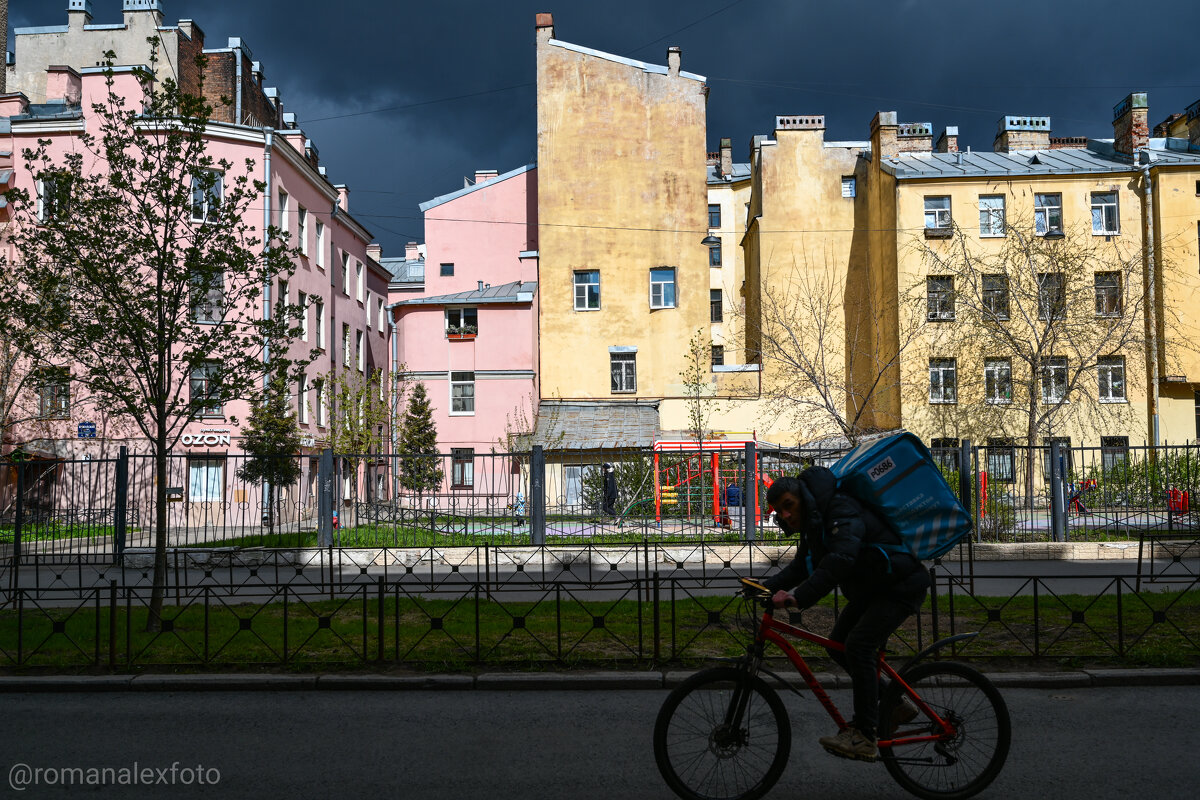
[763,467,929,609]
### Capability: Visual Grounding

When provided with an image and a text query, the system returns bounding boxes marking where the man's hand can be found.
[771,590,797,609]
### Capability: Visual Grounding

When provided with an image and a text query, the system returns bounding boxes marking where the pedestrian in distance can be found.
[512,491,526,526]
[762,467,930,762]
[601,463,618,517]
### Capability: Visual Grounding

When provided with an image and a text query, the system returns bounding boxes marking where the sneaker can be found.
[890,696,920,730]
[818,726,877,762]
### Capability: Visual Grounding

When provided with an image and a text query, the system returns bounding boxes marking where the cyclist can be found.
[762,467,930,762]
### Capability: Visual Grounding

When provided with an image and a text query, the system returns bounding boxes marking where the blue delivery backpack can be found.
[830,431,972,561]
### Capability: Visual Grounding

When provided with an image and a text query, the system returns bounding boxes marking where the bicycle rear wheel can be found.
[653,666,791,800]
[880,661,1011,800]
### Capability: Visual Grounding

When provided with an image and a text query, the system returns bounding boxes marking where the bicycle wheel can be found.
[654,666,791,800]
[880,661,1011,800]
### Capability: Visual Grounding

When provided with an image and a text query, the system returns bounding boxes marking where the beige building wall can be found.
[535,16,709,401]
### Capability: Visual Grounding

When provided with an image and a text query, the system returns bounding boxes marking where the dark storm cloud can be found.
[10,0,1200,254]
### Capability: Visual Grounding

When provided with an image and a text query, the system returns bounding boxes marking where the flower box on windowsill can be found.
[924,226,953,240]
[447,332,476,341]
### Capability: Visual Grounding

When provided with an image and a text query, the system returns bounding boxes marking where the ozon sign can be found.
[182,430,231,447]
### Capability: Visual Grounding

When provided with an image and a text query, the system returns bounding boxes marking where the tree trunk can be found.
[147,441,168,632]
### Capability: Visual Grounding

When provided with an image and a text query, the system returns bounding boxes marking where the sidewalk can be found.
[2,667,1198,693]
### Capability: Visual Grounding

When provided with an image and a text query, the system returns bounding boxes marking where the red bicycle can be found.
[653,578,1011,800]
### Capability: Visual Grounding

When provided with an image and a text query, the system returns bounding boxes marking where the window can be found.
[1041,356,1068,403]
[451,448,475,488]
[298,292,308,341]
[650,268,677,309]
[930,438,960,472]
[297,373,308,424]
[450,371,475,414]
[36,367,70,419]
[708,240,722,267]
[188,459,224,502]
[298,206,308,256]
[1101,436,1128,472]
[341,253,350,295]
[365,291,372,327]
[610,352,636,393]
[278,189,289,237]
[1098,356,1126,402]
[1091,192,1119,235]
[983,358,1013,404]
[924,196,951,229]
[277,279,288,313]
[315,220,325,268]
[378,299,385,333]
[356,330,364,372]
[446,307,478,335]
[440,263,454,277]
[314,378,327,426]
[710,289,723,322]
[979,195,1006,237]
[929,358,957,403]
[342,323,351,365]
[188,171,221,223]
[190,362,222,416]
[574,270,600,310]
[841,176,856,198]
[191,272,223,323]
[315,301,326,349]
[982,274,1009,320]
[986,438,1016,483]
[711,345,724,367]
[708,204,721,228]
[1094,272,1121,316]
[1042,437,1073,483]
[355,261,364,302]
[1034,193,1063,235]
[1037,272,1066,320]
[926,276,954,320]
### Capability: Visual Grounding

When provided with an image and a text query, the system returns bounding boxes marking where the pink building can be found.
[389,165,539,504]
[1,61,389,526]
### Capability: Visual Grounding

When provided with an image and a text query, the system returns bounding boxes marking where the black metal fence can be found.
[3,440,1198,562]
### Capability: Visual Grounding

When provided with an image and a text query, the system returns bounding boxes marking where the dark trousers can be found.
[828,593,923,737]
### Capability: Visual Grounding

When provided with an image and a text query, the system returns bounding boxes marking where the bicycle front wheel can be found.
[880,661,1011,800]
[653,666,791,800]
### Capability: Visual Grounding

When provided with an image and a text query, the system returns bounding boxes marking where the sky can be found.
[8,0,1200,256]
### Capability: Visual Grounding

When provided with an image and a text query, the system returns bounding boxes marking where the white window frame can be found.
[1098,356,1126,402]
[278,189,289,238]
[190,362,223,417]
[356,329,365,373]
[1035,193,1063,235]
[1095,272,1121,317]
[298,291,309,341]
[445,307,478,335]
[189,170,222,224]
[298,206,308,256]
[979,195,1006,237]
[341,252,351,296]
[342,323,351,366]
[1091,192,1119,235]
[316,301,326,349]
[1038,272,1066,320]
[355,261,364,302]
[365,291,372,327]
[982,274,1009,320]
[984,358,1013,404]
[574,270,600,310]
[1041,356,1068,404]
[297,372,308,423]
[191,271,223,324]
[377,298,386,333]
[929,358,957,404]
[188,459,224,503]
[315,378,327,427]
[315,220,325,268]
[650,267,676,309]
[924,196,951,229]
[610,352,636,394]
[926,276,955,321]
[450,371,475,415]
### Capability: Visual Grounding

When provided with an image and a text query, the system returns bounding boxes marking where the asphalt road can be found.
[1,685,1196,799]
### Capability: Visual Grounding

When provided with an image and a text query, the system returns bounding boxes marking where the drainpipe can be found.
[261,127,274,526]
[234,41,244,125]
[388,310,399,495]
[1139,153,1159,447]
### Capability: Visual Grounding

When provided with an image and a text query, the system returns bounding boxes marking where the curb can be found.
[1,667,1197,692]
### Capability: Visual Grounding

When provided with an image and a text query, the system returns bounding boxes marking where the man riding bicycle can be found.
[763,467,930,762]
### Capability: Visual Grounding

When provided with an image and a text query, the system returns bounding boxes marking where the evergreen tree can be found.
[237,368,303,534]
[397,382,443,496]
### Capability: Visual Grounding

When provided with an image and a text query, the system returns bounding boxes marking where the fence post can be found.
[958,439,973,518]
[1049,439,1067,543]
[113,446,129,564]
[317,449,334,547]
[743,441,756,543]
[530,445,546,546]
[13,459,24,570]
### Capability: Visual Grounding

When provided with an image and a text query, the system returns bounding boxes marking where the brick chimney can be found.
[666,46,681,77]
[535,12,554,42]
[994,115,1051,152]
[870,111,900,159]
[1112,92,1149,156]
[1186,100,1200,149]
[335,184,349,212]
[365,243,382,262]
[719,137,732,177]
[473,169,499,185]
[935,126,958,153]
[405,242,421,260]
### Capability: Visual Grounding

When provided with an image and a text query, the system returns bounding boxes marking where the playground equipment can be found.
[650,439,775,526]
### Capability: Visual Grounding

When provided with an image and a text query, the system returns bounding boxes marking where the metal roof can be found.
[706,162,751,184]
[418,163,535,212]
[391,279,536,307]
[522,401,661,450]
[880,139,1200,179]
[379,256,424,283]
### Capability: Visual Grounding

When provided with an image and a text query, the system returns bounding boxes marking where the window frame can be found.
[930,438,961,472]
[1037,272,1067,321]
[1042,436,1074,484]
[188,458,225,503]
[342,323,351,366]
[928,358,958,404]
[1041,356,1068,404]
[190,362,223,417]
[926,275,955,321]
[1097,355,1126,402]
[440,263,454,277]
[36,367,71,419]
[377,298,386,333]
[924,196,951,230]
[297,206,308,256]
[708,240,722,267]
[710,289,723,323]
[278,189,289,237]
[315,301,326,350]
[1094,272,1121,317]
[451,448,475,489]
[445,307,478,336]
[708,204,721,228]
[986,438,1016,483]
[315,220,325,268]
[573,270,600,311]
[1101,436,1128,472]
[1034,192,1063,236]
[355,261,364,303]
[190,271,224,324]
[982,274,1010,321]
[1091,191,1120,235]
[711,345,724,367]
[341,253,351,296]
[356,329,365,373]
[188,170,222,224]
[984,357,1013,405]
[978,195,1006,237]
[610,352,637,394]
[449,371,476,415]
[298,291,309,341]
[650,267,677,310]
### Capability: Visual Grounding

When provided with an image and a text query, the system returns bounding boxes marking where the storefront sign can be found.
[77,422,97,439]
[181,429,231,447]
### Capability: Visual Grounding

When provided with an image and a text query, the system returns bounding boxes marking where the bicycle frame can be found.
[749,606,956,749]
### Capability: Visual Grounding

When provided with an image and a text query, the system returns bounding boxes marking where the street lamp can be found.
[1043,227,1065,240]
[700,234,721,247]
